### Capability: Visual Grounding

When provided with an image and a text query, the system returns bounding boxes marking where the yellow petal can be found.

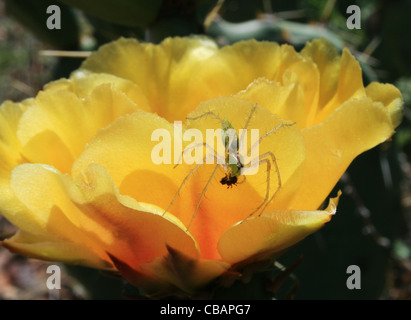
[17,84,140,173]
[211,40,318,123]
[276,44,320,117]
[0,100,35,231]
[2,230,111,269]
[235,78,307,128]
[8,163,110,256]
[201,40,320,122]
[45,70,152,113]
[217,39,281,88]
[145,245,229,295]
[365,82,403,128]
[80,37,223,121]
[111,245,229,296]
[221,40,319,111]
[7,162,198,269]
[80,37,321,122]
[71,110,192,217]
[313,47,366,124]
[0,100,27,175]
[72,164,199,265]
[301,38,341,114]
[291,98,395,210]
[218,192,340,265]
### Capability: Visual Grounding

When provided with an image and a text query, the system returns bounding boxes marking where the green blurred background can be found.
[0,0,410,300]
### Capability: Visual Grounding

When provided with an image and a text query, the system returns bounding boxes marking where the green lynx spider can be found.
[163,105,294,231]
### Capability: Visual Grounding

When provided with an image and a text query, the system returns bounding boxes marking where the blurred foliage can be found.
[2,0,411,299]
[57,0,163,28]
[4,0,80,49]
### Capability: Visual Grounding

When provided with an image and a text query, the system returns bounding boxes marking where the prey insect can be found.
[162,105,295,231]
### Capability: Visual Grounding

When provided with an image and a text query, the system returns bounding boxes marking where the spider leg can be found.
[186,162,220,232]
[162,153,218,217]
[239,105,258,144]
[241,151,281,221]
[236,174,247,185]
[186,111,225,127]
[247,122,295,158]
[257,151,282,215]
[174,142,224,168]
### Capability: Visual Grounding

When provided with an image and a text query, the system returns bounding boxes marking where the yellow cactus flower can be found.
[0,37,402,297]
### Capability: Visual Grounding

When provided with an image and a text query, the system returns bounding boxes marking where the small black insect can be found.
[220,174,238,188]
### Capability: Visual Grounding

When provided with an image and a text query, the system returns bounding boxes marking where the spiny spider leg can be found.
[186,111,225,126]
[174,142,225,168]
[239,105,258,145]
[240,151,280,221]
[238,121,295,221]
[256,151,282,215]
[188,106,258,150]
[247,122,295,158]
[162,152,219,217]
[186,163,220,232]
